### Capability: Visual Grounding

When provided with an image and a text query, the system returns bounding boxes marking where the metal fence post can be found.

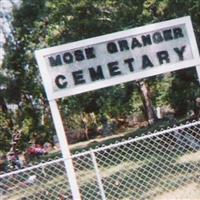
[49,100,81,200]
[90,151,106,200]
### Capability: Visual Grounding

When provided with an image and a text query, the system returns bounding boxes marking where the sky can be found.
[0,0,21,65]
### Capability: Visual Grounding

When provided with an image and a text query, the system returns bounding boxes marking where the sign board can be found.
[35,16,200,100]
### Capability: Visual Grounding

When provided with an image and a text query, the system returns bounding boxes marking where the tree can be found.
[138,80,158,124]
[2,0,54,151]
[2,0,200,151]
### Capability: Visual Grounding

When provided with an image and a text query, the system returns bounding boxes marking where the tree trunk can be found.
[0,95,8,113]
[138,80,157,125]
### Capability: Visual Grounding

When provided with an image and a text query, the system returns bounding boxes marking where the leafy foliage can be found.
[1,0,200,153]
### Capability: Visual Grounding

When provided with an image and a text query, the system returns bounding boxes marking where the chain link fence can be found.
[0,159,72,199]
[1,120,200,199]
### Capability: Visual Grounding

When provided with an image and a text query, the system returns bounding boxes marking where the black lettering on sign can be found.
[174,46,186,61]
[49,55,62,67]
[55,75,67,89]
[173,27,184,39]
[141,34,152,46]
[89,65,105,81]
[118,40,129,51]
[72,70,86,85]
[157,51,170,64]
[63,52,73,64]
[74,50,85,61]
[108,61,121,76]
[85,47,96,59]
[131,38,142,49]
[163,29,173,41]
[142,55,154,69]
[124,58,134,72]
[152,32,164,44]
[107,42,118,53]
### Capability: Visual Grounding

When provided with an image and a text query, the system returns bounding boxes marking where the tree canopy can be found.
[1,0,200,153]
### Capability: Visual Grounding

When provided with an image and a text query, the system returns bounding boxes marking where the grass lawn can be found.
[2,118,200,199]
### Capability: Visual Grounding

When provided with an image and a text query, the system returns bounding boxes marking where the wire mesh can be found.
[0,159,72,200]
[73,121,200,200]
[72,153,103,200]
[1,121,200,200]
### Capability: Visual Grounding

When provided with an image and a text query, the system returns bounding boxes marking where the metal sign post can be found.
[196,66,200,84]
[49,100,81,199]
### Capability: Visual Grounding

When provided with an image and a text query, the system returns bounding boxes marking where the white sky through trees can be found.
[0,0,21,65]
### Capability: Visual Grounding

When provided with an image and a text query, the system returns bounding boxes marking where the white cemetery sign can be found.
[35,16,200,101]
[35,16,200,200]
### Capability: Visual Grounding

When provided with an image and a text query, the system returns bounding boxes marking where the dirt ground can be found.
[153,150,200,200]
[154,183,200,200]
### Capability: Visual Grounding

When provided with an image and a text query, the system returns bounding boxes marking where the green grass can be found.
[2,149,200,200]
[2,118,200,199]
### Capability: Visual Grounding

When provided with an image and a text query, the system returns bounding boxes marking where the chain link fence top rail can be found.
[1,120,200,200]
